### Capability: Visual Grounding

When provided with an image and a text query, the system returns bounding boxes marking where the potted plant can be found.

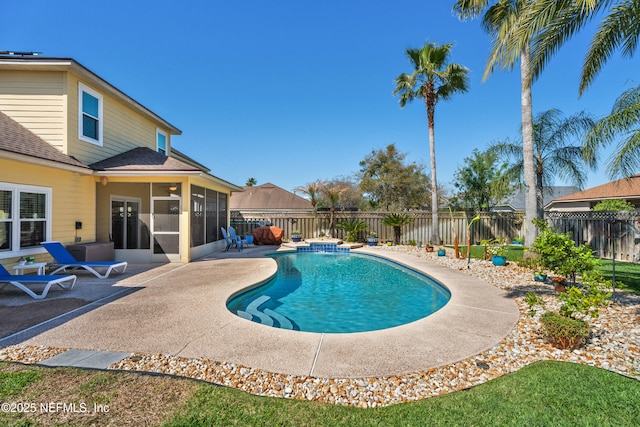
[366,231,378,246]
[437,246,446,257]
[533,270,547,282]
[291,230,302,243]
[426,241,434,252]
[486,243,507,266]
[551,276,567,292]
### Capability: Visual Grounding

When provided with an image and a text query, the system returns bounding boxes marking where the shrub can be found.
[336,219,369,242]
[531,219,598,284]
[540,312,591,350]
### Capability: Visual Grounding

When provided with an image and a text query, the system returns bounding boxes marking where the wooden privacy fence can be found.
[231,209,525,246]
[545,211,640,262]
[232,209,640,261]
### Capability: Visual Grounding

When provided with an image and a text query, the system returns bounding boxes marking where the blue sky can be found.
[2,0,636,193]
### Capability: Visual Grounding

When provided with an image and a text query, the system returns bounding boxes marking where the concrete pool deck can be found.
[0,245,519,378]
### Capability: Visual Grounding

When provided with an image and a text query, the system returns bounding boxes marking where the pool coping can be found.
[5,245,520,379]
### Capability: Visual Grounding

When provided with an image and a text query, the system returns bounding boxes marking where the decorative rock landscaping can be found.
[1,245,638,407]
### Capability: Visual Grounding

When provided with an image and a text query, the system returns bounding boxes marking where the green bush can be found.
[382,213,414,245]
[531,219,598,284]
[540,312,591,350]
[336,219,369,242]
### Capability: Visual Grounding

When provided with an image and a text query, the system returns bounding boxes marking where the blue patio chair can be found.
[228,226,247,250]
[41,241,127,279]
[221,227,241,251]
[0,263,76,300]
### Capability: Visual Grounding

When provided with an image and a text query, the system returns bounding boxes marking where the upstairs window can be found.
[78,83,103,146]
[156,129,168,155]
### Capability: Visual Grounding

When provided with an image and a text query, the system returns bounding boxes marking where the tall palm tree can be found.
[490,108,596,218]
[504,0,638,96]
[584,85,640,179]
[454,0,538,246]
[245,177,257,186]
[393,41,469,243]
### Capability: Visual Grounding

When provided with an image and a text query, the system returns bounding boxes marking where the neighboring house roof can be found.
[230,182,313,210]
[0,111,89,170]
[493,186,580,211]
[0,54,181,135]
[547,175,640,207]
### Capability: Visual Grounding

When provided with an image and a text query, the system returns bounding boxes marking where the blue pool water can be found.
[226,252,450,333]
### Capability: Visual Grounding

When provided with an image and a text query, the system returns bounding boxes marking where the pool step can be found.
[238,295,296,330]
[264,308,293,329]
[245,295,274,326]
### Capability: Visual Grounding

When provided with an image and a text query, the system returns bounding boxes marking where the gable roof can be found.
[230,182,312,210]
[493,186,580,211]
[89,147,202,173]
[0,111,89,170]
[548,175,640,205]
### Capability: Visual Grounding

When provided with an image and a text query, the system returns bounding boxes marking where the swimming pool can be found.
[226,251,450,333]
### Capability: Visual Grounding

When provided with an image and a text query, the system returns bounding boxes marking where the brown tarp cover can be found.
[252,226,284,245]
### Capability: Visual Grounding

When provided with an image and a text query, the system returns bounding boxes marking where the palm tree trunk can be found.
[521,45,538,247]
[425,91,439,244]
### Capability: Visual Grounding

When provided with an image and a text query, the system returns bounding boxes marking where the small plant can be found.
[368,231,378,238]
[540,312,591,350]
[409,239,417,246]
[524,292,545,317]
[557,271,612,319]
[486,244,507,257]
[336,219,369,242]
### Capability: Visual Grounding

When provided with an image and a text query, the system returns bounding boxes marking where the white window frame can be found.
[0,183,52,258]
[156,129,168,155]
[78,82,104,146]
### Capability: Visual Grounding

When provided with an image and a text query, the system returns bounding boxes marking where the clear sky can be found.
[2,0,636,193]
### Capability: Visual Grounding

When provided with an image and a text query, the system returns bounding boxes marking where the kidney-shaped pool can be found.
[226,251,450,333]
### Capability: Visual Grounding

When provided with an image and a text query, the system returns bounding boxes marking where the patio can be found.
[1,245,638,407]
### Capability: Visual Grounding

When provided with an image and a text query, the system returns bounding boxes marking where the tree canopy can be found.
[358,144,430,211]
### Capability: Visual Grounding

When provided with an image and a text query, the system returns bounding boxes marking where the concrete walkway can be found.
[1,246,519,378]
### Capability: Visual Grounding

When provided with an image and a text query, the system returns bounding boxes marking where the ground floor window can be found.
[0,183,51,256]
[191,185,227,247]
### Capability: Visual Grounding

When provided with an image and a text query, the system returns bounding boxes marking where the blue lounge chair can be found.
[41,241,127,279]
[221,227,241,251]
[0,263,76,300]
[228,226,247,249]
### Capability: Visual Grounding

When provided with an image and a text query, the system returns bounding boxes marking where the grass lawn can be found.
[1,361,639,426]
[596,259,640,294]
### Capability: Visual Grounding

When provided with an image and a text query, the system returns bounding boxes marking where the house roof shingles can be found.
[0,111,89,169]
[89,147,202,172]
[230,182,312,210]
[550,175,640,203]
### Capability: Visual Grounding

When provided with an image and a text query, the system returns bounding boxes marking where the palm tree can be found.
[505,0,638,96]
[584,85,640,179]
[454,0,538,247]
[393,41,469,243]
[295,180,324,238]
[321,183,345,238]
[490,108,596,218]
[382,213,414,245]
[245,177,257,186]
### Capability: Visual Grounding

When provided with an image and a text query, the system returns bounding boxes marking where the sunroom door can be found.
[151,197,181,262]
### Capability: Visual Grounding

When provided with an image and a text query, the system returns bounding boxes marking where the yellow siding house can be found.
[0,53,241,266]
